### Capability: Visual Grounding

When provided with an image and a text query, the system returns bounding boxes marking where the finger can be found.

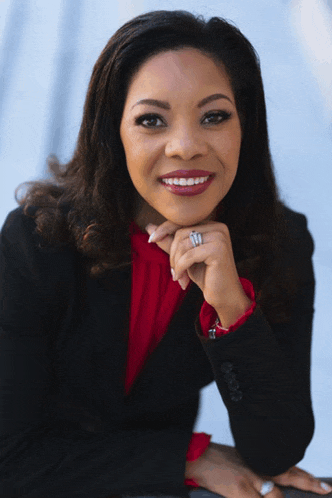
[282,476,332,495]
[177,273,191,290]
[145,220,182,243]
[285,474,332,495]
[319,482,332,494]
[172,237,225,282]
[173,246,216,294]
[172,245,204,280]
[170,227,223,290]
[145,225,174,256]
[169,231,197,275]
[272,467,332,495]
[169,226,218,274]
[170,267,190,290]
[223,478,267,498]
[145,223,191,288]
[170,223,233,269]
[254,481,284,498]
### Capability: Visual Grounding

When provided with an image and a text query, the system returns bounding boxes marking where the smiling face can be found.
[120,47,242,228]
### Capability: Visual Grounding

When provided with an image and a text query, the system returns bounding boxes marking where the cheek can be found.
[220,128,242,158]
[124,138,161,182]
[219,131,241,188]
[121,133,137,163]
[120,129,142,178]
[124,145,155,196]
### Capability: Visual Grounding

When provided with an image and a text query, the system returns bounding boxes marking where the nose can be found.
[164,124,209,161]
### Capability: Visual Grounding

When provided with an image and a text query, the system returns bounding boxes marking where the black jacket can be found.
[0,205,315,498]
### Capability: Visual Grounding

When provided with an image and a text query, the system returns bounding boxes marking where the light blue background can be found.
[1,0,331,476]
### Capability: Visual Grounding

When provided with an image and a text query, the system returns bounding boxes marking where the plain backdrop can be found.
[0,0,331,476]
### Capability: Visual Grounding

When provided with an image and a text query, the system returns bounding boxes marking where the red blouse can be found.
[127,221,256,489]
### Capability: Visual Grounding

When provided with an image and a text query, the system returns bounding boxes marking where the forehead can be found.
[125,47,233,101]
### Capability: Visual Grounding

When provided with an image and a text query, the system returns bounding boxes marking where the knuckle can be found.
[181,250,192,265]
[216,231,228,244]
[236,476,253,493]
[312,478,325,490]
[172,228,181,240]
[161,221,181,237]
[298,474,314,485]
[220,222,230,234]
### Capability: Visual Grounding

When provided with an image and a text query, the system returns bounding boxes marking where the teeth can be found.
[162,176,210,186]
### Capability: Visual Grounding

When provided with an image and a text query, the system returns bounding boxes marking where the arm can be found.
[184,279,255,489]
[0,208,192,498]
[194,212,315,476]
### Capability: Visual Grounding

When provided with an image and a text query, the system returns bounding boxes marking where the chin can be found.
[167,213,212,227]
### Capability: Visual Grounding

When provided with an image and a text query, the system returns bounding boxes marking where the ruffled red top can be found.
[127,221,256,488]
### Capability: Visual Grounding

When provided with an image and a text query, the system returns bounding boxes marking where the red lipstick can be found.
[159,169,214,179]
[160,175,214,196]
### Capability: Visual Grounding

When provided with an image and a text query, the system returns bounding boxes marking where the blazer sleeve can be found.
[195,210,315,476]
[0,207,192,498]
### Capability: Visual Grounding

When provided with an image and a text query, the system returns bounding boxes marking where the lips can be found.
[160,174,214,196]
[159,169,214,179]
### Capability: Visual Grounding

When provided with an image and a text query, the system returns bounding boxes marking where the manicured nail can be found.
[148,232,156,243]
[170,268,175,280]
[146,224,157,242]
[321,482,332,492]
[178,277,188,290]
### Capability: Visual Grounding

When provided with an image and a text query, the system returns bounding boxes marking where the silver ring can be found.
[189,231,203,248]
[260,481,275,496]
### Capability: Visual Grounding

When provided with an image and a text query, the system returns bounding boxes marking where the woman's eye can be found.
[135,114,165,128]
[202,111,232,125]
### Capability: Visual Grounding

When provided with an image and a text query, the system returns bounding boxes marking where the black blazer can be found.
[0,205,315,498]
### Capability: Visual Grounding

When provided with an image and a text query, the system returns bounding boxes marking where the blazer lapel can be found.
[95,265,213,414]
[123,280,213,409]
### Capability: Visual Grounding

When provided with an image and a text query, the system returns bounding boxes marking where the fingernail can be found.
[178,277,188,290]
[321,482,332,492]
[171,268,175,280]
[148,232,156,243]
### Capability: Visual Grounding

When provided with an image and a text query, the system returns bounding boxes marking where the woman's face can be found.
[120,47,242,228]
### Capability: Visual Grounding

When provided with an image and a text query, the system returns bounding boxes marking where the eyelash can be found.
[134,110,232,129]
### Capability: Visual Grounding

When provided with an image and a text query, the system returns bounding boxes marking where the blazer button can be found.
[220,362,233,373]
[224,372,236,383]
[228,378,240,391]
[230,391,243,402]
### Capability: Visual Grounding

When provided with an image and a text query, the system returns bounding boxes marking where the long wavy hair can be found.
[16,10,297,322]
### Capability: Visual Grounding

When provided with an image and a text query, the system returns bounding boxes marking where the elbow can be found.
[233,412,315,476]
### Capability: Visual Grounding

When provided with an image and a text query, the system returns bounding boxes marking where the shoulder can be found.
[1,203,71,249]
[2,204,39,228]
[279,204,314,255]
[277,204,314,285]
[1,205,42,254]
[281,204,309,231]
[1,205,79,281]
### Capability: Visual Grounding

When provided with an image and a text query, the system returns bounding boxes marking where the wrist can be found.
[185,449,206,481]
[215,295,252,329]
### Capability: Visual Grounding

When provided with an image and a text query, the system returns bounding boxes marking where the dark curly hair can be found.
[16,10,298,322]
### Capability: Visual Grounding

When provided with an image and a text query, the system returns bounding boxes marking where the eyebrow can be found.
[131,93,233,111]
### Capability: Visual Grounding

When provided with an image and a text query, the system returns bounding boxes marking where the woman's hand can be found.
[270,466,332,495]
[145,219,251,327]
[185,442,332,497]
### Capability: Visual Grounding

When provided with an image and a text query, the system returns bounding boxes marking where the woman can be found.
[0,9,330,498]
